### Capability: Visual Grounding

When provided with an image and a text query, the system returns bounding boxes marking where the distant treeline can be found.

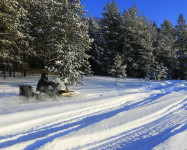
[88,1,187,80]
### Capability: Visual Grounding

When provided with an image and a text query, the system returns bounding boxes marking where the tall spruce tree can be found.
[174,13,187,79]
[122,5,157,79]
[88,16,104,74]
[28,0,54,69]
[48,0,92,88]
[15,0,34,76]
[0,0,20,78]
[137,14,157,80]
[122,4,141,77]
[155,19,177,79]
[100,0,124,74]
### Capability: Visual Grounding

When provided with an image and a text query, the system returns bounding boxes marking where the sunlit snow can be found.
[0,76,186,150]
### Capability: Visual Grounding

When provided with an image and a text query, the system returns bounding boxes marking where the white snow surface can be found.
[0,76,186,150]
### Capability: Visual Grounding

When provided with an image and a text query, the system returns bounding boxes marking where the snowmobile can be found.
[19,84,76,100]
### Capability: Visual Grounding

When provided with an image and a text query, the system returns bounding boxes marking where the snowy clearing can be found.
[0,76,186,150]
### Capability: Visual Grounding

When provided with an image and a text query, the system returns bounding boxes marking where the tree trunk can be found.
[24,69,27,77]
[13,61,15,77]
[9,64,12,77]
[9,70,12,77]
[3,69,6,79]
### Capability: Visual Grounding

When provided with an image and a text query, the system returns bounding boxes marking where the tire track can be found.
[89,99,187,150]
[0,82,186,150]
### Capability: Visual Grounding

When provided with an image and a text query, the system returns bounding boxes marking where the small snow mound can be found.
[140,80,182,93]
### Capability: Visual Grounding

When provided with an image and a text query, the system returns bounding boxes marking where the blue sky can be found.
[81,0,187,27]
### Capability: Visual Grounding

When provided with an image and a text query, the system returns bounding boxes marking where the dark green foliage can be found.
[0,0,187,80]
[88,1,187,80]
[174,13,187,79]
[110,53,126,78]
[0,0,20,78]
[87,16,104,75]
[0,0,92,84]
[99,0,124,75]
[155,19,178,79]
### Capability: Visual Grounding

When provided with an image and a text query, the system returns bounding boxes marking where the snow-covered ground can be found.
[0,76,186,150]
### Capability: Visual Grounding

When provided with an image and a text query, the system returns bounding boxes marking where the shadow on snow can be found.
[0,92,174,150]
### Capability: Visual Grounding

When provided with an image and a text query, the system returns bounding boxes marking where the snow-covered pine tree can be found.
[48,0,92,89]
[100,0,124,75]
[28,0,54,69]
[174,13,187,80]
[152,62,168,81]
[0,0,20,78]
[110,53,127,78]
[15,0,34,76]
[122,4,142,77]
[155,19,177,79]
[122,4,157,80]
[137,14,157,80]
[110,53,127,85]
[88,15,104,75]
[88,15,101,39]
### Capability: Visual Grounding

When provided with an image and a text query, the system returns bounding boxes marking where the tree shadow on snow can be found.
[0,93,18,98]
[0,92,173,150]
[86,100,187,150]
[93,122,187,150]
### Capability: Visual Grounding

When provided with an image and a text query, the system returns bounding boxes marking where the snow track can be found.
[0,77,186,150]
[89,96,187,150]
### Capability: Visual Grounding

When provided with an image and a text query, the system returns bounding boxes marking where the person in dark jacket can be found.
[37,73,58,96]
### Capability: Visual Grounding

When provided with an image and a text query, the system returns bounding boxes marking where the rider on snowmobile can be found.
[36,73,59,96]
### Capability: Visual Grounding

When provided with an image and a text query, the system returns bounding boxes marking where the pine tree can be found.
[110,53,127,78]
[48,0,92,89]
[122,4,141,77]
[110,53,126,85]
[153,62,168,81]
[100,0,124,74]
[174,13,187,79]
[27,0,55,69]
[15,0,34,76]
[88,15,104,74]
[137,14,157,80]
[0,0,19,78]
[122,4,157,79]
[155,19,177,79]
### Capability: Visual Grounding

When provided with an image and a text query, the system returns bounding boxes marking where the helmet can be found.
[41,73,48,79]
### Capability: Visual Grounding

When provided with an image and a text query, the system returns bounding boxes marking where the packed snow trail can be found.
[38,90,187,150]
[0,76,186,150]
[89,93,187,150]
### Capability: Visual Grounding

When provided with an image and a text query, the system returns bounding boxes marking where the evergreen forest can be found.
[0,0,187,85]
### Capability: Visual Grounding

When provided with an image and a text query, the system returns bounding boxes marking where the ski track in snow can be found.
[0,76,186,150]
[88,98,187,150]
